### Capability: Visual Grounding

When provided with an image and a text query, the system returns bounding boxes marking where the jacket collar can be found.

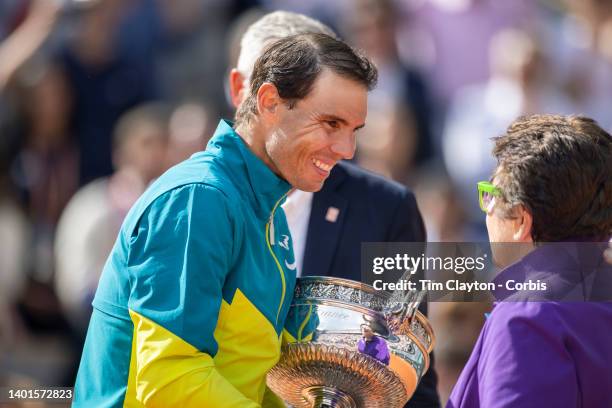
[206,120,292,217]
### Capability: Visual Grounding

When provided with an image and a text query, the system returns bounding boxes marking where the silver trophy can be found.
[267,276,434,408]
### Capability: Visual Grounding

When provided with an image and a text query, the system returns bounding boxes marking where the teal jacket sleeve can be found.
[125,183,258,407]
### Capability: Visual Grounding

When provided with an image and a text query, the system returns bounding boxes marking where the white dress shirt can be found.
[281,189,314,277]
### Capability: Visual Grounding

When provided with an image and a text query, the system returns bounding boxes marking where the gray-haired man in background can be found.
[228,11,440,408]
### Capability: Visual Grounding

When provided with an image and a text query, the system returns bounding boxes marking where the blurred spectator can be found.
[441,28,574,236]
[0,1,63,204]
[351,104,417,183]
[54,103,169,334]
[258,0,349,30]
[548,0,612,130]
[0,199,29,347]
[0,0,24,39]
[60,0,159,185]
[428,301,490,404]
[60,0,244,185]
[413,167,468,242]
[155,0,234,108]
[0,0,60,92]
[10,63,78,283]
[165,101,212,167]
[339,0,435,184]
[396,0,535,112]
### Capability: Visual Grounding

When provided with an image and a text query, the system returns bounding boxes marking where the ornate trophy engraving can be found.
[267,276,435,408]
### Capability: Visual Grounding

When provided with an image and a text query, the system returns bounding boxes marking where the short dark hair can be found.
[235,33,377,126]
[492,114,611,242]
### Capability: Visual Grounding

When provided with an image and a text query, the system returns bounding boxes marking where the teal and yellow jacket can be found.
[73,120,297,407]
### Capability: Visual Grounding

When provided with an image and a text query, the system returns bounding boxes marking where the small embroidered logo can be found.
[279,234,290,250]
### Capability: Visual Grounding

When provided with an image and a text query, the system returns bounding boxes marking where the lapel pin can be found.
[325,206,340,223]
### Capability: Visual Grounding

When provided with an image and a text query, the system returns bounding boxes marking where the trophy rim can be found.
[297,276,392,300]
[295,276,435,353]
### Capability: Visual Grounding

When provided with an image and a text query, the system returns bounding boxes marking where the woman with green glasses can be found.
[448,114,612,408]
[476,181,501,214]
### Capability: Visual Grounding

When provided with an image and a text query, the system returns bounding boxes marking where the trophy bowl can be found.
[267,276,434,408]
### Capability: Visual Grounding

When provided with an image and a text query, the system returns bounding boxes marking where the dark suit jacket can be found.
[302,161,440,408]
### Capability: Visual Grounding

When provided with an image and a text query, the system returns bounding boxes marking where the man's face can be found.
[264,69,367,192]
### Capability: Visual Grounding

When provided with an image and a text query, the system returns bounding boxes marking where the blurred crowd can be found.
[0,0,610,405]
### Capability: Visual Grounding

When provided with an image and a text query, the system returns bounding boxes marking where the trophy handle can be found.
[384,290,426,337]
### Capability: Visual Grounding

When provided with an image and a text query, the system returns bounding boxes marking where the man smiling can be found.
[233,37,372,192]
[226,11,440,407]
[73,33,376,407]
[228,12,440,407]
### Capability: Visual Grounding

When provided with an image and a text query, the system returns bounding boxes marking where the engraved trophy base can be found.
[268,342,409,408]
[302,385,355,408]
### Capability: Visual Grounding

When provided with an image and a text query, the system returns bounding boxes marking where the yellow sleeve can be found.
[124,185,258,407]
[127,310,260,407]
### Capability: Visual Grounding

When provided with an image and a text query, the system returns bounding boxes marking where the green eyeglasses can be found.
[477,181,502,213]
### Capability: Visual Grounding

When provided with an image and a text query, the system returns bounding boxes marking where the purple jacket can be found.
[448,241,612,407]
[357,335,390,365]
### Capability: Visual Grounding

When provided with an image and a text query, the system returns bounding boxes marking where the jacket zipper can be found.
[265,192,290,325]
